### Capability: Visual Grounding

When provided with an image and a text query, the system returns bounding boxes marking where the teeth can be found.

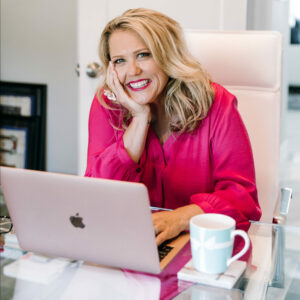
[129,80,149,89]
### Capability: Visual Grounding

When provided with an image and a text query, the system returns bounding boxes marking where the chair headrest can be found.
[184,30,282,92]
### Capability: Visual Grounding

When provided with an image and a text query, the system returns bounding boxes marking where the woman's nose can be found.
[127,60,142,76]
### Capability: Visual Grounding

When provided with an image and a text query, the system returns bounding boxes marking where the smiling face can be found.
[108,29,169,105]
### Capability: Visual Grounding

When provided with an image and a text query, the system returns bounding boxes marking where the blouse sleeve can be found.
[190,85,261,231]
[84,95,146,182]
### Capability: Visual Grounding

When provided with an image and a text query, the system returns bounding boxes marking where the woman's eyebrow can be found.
[110,48,150,60]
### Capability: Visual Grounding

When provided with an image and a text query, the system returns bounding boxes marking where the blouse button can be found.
[136,167,141,173]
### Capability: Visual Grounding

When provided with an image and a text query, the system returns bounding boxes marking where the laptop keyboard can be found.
[158,243,174,261]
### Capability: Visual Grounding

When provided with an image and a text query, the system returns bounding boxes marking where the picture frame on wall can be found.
[289,85,300,110]
[0,126,27,168]
[0,81,47,170]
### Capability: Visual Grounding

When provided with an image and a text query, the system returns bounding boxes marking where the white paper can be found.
[177,259,247,289]
[3,253,70,284]
[61,263,160,300]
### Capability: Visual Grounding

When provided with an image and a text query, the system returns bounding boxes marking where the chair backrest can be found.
[185,30,282,222]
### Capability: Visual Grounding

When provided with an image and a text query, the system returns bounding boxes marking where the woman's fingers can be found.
[111,66,127,102]
[106,62,151,118]
[106,63,122,100]
[106,62,114,90]
[156,231,169,246]
[155,222,177,246]
[152,211,182,246]
[106,62,129,105]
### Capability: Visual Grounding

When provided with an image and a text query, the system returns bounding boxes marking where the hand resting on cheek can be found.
[106,62,151,119]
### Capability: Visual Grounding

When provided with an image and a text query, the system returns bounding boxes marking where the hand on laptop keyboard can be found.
[152,205,203,246]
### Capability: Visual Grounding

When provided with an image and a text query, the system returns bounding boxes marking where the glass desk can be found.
[1,222,300,300]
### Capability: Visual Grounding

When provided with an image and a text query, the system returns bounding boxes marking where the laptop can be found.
[0,167,189,274]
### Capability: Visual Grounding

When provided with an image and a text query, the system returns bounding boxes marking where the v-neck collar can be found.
[148,126,177,164]
[149,125,175,146]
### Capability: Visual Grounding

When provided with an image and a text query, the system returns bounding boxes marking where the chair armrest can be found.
[273,187,292,224]
[268,225,285,288]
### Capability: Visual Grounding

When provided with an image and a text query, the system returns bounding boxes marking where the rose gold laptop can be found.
[0,167,189,274]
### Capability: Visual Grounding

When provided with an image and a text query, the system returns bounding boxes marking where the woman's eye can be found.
[137,52,151,59]
[113,58,125,64]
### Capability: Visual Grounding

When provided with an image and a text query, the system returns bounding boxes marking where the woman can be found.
[85,8,261,246]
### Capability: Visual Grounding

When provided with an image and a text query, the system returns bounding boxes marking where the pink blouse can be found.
[85,83,261,231]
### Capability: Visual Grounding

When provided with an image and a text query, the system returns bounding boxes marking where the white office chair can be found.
[185,30,291,223]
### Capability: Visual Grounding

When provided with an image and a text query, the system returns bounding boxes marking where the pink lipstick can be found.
[127,79,151,91]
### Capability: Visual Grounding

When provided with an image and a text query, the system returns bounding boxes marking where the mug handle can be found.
[227,230,250,267]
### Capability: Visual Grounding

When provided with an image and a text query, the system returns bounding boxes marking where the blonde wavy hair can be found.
[97,8,215,133]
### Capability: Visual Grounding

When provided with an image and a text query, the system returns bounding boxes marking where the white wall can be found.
[0,0,78,174]
[247,0,290,142]
[247,0,299,92]
[105,0,247,30]
[289,0,300,85]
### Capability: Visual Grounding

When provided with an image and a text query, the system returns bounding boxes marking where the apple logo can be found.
[69,213,85,229]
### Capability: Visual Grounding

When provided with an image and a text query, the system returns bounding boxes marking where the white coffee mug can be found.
[190,213,250,274]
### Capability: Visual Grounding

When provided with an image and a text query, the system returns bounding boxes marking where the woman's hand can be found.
[152,204,204,246]
[106,62,151,163]
[106,62,151,119]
